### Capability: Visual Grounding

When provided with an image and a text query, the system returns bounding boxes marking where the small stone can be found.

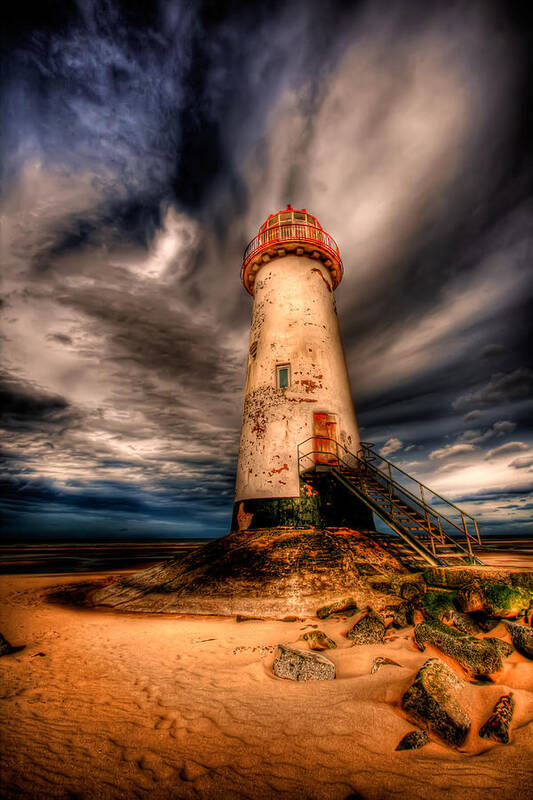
[414,618,513,677]
[371,656,402,674]
[273,645,335,681]
[0,633,14,656]
[316,597,358,619]
[395,729,430,750]
[504,621,533,659]
[401,658,471,746]
[451,610,482,635]
[303,630,337,650]
[346,610,385,645]
[384,602,413,629]
[280,616,303,622]
[474,615,500,633]
[479,693,514,743]
[235,615,264,623]
[401,582,425,602]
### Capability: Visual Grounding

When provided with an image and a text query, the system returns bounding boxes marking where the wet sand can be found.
[1,558,532,799]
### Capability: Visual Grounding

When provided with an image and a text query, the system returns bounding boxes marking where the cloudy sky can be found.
[1,0,532,541]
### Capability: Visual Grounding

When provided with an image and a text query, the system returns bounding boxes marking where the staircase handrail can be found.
[356,456,478,561]
[358,442,481,545]
[297,436,481,551]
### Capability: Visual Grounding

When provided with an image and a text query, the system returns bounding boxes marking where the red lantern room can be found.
[241,204,343,294]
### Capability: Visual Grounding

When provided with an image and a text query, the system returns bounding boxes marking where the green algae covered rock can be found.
[420,590,457,620]
[457,580,531,618]
[479,582,532,618]
[303,630,337,651]
[401,658,471,746]
[479,693,515,744]
[316,597,359,619]
[425,567,533,592]
[414,618,513,677]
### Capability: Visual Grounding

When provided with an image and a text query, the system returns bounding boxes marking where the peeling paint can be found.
[235,255,361,504]
[237,502,254,531]
[301,379,320,393]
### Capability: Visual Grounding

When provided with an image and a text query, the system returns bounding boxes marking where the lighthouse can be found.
[93,212,484,616]
[232,205,375,533]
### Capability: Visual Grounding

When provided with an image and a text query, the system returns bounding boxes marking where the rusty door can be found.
[313,412,338,465]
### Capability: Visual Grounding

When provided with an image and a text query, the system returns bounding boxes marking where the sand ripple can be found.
[0,573,532,799]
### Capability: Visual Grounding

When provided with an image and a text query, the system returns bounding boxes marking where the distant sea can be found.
[1,534,532,575]
[0,540,214,575]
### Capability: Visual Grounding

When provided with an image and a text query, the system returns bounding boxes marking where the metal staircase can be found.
[298,437,483,568]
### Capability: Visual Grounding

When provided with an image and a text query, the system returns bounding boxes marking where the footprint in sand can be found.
[180,760,207,782]
[154,714,172,731]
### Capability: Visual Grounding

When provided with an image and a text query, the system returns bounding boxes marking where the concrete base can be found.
[232,473,375,532]
[91,527,412,617]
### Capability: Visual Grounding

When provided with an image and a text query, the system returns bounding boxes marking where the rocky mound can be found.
[90,527,410,616]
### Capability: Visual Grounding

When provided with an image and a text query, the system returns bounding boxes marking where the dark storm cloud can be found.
[453,368,533,412]
[1,0,532,537]
[0,374,70,427]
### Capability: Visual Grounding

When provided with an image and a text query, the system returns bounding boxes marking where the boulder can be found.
[346,610,386,645]
[272,645,336,681]
[479,693,514,744]
[414,619,513,677]
[395,729,430,751]
[504,621,533,659]
[401,658,471,747]
[457,581,531,619]
[303,630,337,651]
[316,597,358,619]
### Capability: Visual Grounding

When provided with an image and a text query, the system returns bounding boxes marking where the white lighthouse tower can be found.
[232,205,374,533]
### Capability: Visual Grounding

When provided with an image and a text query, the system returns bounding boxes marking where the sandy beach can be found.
[1,552,533,800]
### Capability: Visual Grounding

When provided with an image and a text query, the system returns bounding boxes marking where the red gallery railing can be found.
[242,222,342,273]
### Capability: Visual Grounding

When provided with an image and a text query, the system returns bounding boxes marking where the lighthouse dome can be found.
[241,204,343,294]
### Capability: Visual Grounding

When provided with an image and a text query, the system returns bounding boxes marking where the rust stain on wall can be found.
[311,267,332,292]
[269,463,289,475]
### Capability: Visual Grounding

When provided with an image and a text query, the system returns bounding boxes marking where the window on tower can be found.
[276,364,290,389]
